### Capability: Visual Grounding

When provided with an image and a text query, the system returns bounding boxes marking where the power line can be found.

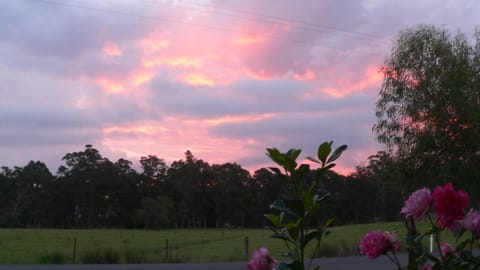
[139,0,393,45]
[26,0,389,57]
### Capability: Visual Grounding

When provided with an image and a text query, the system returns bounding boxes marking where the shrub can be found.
[81,248,120,264]
[37,251,66,264]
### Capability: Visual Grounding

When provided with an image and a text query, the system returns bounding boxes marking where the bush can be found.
[37,251,66,264]
[81,248,120,264]
[124,249,147,264]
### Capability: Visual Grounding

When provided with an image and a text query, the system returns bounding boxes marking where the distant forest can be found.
[0,144,406,229]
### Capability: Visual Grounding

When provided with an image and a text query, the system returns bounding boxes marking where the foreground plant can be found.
[360,182,480,269]
[248,141,346,270]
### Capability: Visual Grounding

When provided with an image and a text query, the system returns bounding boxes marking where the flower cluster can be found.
[359,230,401,259]
[432,183,469,231]
[360,182,480,269]
[400,182,469,231]
[246,247,277,270]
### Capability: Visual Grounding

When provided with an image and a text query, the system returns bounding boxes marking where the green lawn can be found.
[0,222,457,264]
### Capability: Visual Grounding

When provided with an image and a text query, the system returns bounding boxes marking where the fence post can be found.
[244,236,249,257]
[165,239,169,261]
[72,237,77,264]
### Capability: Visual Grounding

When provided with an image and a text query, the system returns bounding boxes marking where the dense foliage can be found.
[373,25,480,197]
[0,144,397,229]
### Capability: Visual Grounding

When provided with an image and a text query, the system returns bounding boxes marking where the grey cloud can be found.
[149,74,375,118]
[0,104,96,129]
[0,127,100,148]
[0,1,150,79]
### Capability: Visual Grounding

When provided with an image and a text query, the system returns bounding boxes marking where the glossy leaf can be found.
[270,200,296,217]
[306,156,320,164]
[323,163,336,170]
[326,144,347,164]
[286,149,302,162]
[266,148,286,167]
[317,141,332,164]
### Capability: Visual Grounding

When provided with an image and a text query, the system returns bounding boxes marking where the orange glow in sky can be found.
[183,73,216,86]
[322,87,345,98]
[133,71,154,86]
[202,113,277,125]
[96,78,125,94]
[168,57,203,67]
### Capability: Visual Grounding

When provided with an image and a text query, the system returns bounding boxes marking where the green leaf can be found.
[266,148,286,167]
[317,141,332,164]
[306,157,320,164]
[314,193,330,202]
[283,157,298,173]
[303,229,323,248]
[268,228,295,244]
[270,200,296,217]
[264,214,282,227]
[287,220,300,242]
[323,218,335,228]
[323,163,336,170]
[326,144,347,164]
[286,149,302,161]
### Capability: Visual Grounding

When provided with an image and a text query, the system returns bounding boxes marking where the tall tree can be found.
[58,144,115,227]
[373,25,480,193]
[165,150,211,228]
[9,161,54,227]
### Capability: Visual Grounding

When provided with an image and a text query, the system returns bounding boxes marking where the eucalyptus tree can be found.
[374,25,480,194]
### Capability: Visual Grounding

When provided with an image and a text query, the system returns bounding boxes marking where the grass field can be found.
[0,221,456,264]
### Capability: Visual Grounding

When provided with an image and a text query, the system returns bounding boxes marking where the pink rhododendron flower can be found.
[246,247,277,270]
[401,187,432,220]
[432,183,469,231]
[460,208,480,235]
[359,230,389,259]
[384,231,402,252]
[440,242,454,257]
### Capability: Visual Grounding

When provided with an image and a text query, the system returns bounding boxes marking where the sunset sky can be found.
[1,0,479,175]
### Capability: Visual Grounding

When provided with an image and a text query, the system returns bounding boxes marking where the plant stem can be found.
[427,213,446,263]
[392,252,403,269]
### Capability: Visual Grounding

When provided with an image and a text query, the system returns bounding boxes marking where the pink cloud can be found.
[293,68,316,81]
[96,77,125,94]
[232,35,267,45]
[102,41,122,56]
[101,117,263,167]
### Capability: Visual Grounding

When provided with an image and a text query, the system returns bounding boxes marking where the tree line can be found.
[0,144,408,229]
